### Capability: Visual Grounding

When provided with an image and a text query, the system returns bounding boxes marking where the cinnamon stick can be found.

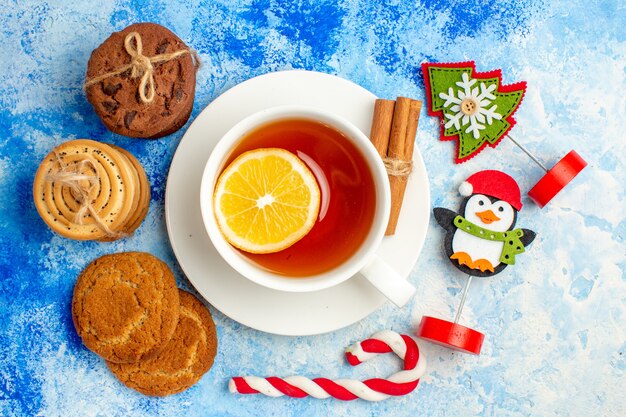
[403,99,422,169]
[387,97,412,161]
[369,96,422,235]
[369,99,396,158]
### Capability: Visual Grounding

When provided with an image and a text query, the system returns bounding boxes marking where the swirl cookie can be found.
[85,22,198,139]
[104,145,151,240]
[33,139,150,241]
[107,290,218,396]
[72,252,180,363]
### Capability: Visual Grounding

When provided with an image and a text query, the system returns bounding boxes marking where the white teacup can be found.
[200,106,415,307]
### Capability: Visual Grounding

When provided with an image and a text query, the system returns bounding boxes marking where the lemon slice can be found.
[213,148,320,254]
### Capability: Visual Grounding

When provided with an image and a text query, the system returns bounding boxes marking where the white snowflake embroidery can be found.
[439,73,503,139]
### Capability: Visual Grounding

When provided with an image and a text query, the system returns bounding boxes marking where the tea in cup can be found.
[200,106,415,307]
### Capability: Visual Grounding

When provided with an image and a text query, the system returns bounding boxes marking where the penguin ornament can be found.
[438,170,536,277]
[417,170,536,355]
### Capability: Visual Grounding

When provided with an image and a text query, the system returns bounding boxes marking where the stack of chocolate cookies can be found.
[72,252,218,396]
[84,22,198,139]
[33,139,150,241]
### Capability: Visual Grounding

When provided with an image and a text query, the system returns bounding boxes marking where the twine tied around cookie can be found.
[83,31,199,104]
[45,152,124,238]
[383,157,413,177]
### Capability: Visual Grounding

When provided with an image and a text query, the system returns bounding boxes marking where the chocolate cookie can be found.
[108,290,218,396]
[85,22,197,139]
[72,252,180,363]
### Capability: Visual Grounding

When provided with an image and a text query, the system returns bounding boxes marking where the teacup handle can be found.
[360,254,416,307]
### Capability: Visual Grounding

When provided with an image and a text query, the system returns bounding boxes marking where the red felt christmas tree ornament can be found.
[422,61,587,207]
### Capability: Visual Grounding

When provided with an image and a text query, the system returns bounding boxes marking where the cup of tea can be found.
[200,105,415,307]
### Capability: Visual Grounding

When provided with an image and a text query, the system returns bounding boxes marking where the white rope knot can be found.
[124,32,156,103]
[383,157,413,177]
[45,153,122,238]
[84,31,199,104]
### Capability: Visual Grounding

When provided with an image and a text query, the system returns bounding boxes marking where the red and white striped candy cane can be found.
[229,330,427,401]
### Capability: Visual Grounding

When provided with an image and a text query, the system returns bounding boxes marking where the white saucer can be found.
[165,70,430,336]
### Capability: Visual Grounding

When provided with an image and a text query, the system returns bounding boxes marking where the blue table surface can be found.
[1,0,624,416]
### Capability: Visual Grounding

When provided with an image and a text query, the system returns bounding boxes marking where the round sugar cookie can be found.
[111,145,151,235]
[33,139,135,241]
[94,146,140,242]
[107,290,218,396]
[96,145,151,241]
[72,252,180,363]
[85,22,197,139]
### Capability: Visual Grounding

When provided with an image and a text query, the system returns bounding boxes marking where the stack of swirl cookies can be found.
[72,252,218,396]
[32,139,150,241]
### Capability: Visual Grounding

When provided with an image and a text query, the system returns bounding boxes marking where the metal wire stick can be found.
[454,275,473,324]
[506,134,549,173]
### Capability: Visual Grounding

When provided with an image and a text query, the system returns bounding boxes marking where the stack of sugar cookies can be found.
[33,139,150,241]
[72,252,218,396]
